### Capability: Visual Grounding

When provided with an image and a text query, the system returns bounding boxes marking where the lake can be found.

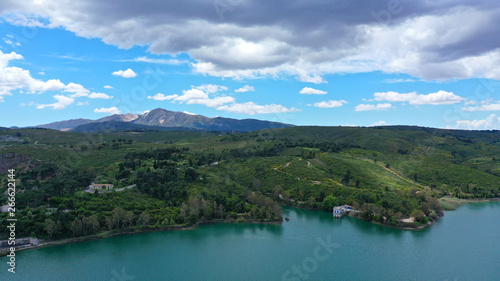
[1,202,500,280]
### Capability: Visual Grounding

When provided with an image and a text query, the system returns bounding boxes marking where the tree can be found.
[410,209,425,223]
[123,212,135,228]
[105,217,114,230]
[87,215,100,234]
[45,219,56,239]
[322,195,339,211]
[44,218,62,239]
[137,212,151,226]
[112,207,127,229]
[70,218,83,237]
[342,170,351,186]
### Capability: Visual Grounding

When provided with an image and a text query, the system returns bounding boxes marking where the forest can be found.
[0,125,499,241]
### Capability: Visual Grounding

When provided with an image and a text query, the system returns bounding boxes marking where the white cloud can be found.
[297,73,327,84]
[112,68,137,78]
[193,84,228,93]
[76,101,89,106]
[147,93,179,101]
[37,95,74,110]
[88,92,113,99]
[4,2,500,82]
[313,100,347,108]
[462,101,500,111]
[464,100,476,105]
[355,103,393,111]
[370,121,390,126]
[94,107,121,115]
[2,13,46,27]
[373,91,418,102]
[186,96,235,107]
[217,102,300,115]
[372,90,465,105]
[176,89,209,102]
[455,114,500,130]
[300,87,327,95]
[0,51,83,102]
[127,56,184,64]
[104,85,113,89]
[235,85,255,93]
[64,82,90,97]
[411,90,465,105]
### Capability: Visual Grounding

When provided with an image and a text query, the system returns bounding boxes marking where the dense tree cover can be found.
[0,126,499,239]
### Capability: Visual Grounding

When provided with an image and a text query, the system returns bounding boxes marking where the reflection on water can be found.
[1,202,499,281]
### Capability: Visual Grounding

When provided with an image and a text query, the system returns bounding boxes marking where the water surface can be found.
[1,202,499,280]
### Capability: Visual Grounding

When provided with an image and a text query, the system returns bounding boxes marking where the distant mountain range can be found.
[35,108,294,132]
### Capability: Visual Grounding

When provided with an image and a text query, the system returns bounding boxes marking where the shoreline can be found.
[439,196,500,211]
[2,197,499,257]
[0,219,281,257]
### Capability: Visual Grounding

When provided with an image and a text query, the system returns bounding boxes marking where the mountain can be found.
[96,113,139,123]
[36,118,94,131]
[70,121,197,133]
[37,108,294,132]
[131,108,293,131]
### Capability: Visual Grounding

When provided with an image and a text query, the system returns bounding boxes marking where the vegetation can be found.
[0,125,499,241]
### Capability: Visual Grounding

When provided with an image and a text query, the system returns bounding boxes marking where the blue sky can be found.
[0,0,499,129]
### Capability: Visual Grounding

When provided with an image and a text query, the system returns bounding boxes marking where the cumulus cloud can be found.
[64,82,90,97]
[0,50,87,102]
[411,91,465,105]
[170,86,234,107]
[455,114,500,130]
[217,102,300,115]
[104,85,113,89]
[300,87,327,95]
[186,96,235,107]
[313,100,347,108]
[88,92,113,99]
[5,1,500,81]
[37,95,74,110]
[235,85,255,93]
[112,68,137,78]
[355,103,393,111]
[193,84,228,93]
[147,93,179,101]
[94,107,121,115]
[372,90,465,105]
[373,91,418,102]
[462,101,500,111]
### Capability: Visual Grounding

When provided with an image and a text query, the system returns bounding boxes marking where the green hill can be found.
[0,125,498,241]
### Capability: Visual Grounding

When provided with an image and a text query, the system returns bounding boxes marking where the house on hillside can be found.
[85,183,114,193]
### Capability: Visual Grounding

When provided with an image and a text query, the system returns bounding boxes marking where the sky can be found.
[0,0,499,129]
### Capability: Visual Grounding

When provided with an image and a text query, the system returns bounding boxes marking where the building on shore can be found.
[333,205,352,218]
[0,237,39,249]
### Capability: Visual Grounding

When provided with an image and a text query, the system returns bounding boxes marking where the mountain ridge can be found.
[35,108,294,132]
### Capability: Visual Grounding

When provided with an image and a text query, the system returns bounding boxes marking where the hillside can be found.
[0,125,499,242]
[36,118,94,131]
[70,121,198,133]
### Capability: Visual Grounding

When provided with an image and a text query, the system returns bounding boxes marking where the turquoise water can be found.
[1,202,500,280]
